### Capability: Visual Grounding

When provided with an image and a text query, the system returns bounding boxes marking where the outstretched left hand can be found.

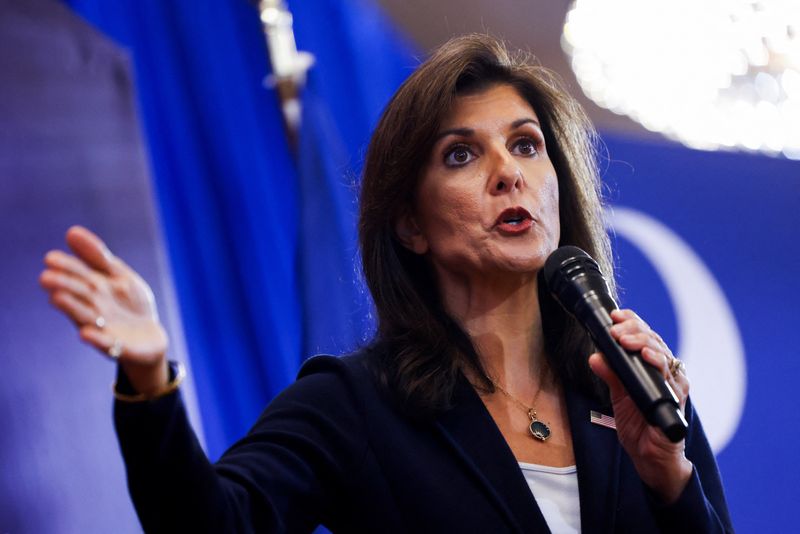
[588,309,693,504]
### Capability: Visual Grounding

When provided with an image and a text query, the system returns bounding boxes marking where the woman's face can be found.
[398,84,560,282]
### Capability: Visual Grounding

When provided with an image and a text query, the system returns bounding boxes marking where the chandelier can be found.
[562,0,800,159]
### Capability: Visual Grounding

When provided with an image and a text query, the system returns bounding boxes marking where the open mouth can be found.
[503,215,525,225]
[495,207,533,227]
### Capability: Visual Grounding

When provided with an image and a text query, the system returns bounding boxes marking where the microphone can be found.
[543,246,688,442]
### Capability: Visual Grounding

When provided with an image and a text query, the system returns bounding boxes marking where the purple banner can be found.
[0,1,200,532]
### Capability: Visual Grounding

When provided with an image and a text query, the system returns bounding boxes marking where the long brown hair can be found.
[358,34,613,415]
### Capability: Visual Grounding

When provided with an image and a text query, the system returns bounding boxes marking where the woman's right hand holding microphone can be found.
[39,226,170,395]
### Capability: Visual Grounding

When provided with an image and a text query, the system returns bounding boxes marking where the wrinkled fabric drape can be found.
[291,0,417,357]
[64,0,415,459]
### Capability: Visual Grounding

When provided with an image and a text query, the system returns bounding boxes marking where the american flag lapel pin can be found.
[590,410,616,430]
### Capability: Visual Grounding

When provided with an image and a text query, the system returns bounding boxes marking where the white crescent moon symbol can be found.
[607,207,746,453]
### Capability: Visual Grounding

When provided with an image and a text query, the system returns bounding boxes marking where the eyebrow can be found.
[433,118,541,143]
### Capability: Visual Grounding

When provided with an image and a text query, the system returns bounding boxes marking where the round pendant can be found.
[529,419,551,441]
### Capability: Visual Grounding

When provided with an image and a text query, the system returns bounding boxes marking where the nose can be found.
[488,150,524,195]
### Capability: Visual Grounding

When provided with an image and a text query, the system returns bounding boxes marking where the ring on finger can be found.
[107,339,123,360]
[668,357,686,377]
[95,315,106,329]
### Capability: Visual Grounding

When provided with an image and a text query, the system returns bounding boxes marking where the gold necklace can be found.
[486,375,552,442]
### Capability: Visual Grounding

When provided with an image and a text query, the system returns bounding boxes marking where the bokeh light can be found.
[562,0,800,159]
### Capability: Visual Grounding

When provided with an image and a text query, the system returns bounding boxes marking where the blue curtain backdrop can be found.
[64,0,416,459]
[291,0,417,356]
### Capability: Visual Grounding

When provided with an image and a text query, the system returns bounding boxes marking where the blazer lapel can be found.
[435,375,551,534]
[564,387,621,534]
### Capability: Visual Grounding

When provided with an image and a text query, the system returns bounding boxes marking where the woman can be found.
[39,35,732,532]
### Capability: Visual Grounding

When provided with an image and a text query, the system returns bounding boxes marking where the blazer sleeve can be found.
[648,397,734,533]
[113,356,368,534]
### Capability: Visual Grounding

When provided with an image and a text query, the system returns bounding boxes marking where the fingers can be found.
[44,249,103,285]
[41,228,130,317]
[602,309,690,408]
[50,290,98,326]
[588,352,626,401]
[40,269,95,302]
[41,231,110,327]
[609,310,662,344]
[615,332,669,357]
[609,309,673,374]
[79,325,121,360]
[65,226,122,276]
[666,358,690,402]
[617,335,672,379]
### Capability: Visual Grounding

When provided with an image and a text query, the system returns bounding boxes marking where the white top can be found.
[518,462,581,533]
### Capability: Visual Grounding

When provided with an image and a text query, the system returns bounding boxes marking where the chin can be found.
[498,255,547,274]
[499,243,553,271]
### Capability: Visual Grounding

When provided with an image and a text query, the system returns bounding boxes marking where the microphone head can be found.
[543,246,616,314]
[543,246,593,287]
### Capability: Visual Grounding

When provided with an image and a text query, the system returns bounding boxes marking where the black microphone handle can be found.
[576,292,688,442]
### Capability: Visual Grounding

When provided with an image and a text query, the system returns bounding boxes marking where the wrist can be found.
[114,359,185,402]
[642,454,693,504]
[120,356,169,396]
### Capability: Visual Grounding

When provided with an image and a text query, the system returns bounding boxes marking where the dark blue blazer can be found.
[115,351,733,533]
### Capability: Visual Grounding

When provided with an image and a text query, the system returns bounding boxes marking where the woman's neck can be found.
[438,270,551,394]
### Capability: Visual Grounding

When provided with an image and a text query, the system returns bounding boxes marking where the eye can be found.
[443,144,476,167]
[511,137,539,157]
